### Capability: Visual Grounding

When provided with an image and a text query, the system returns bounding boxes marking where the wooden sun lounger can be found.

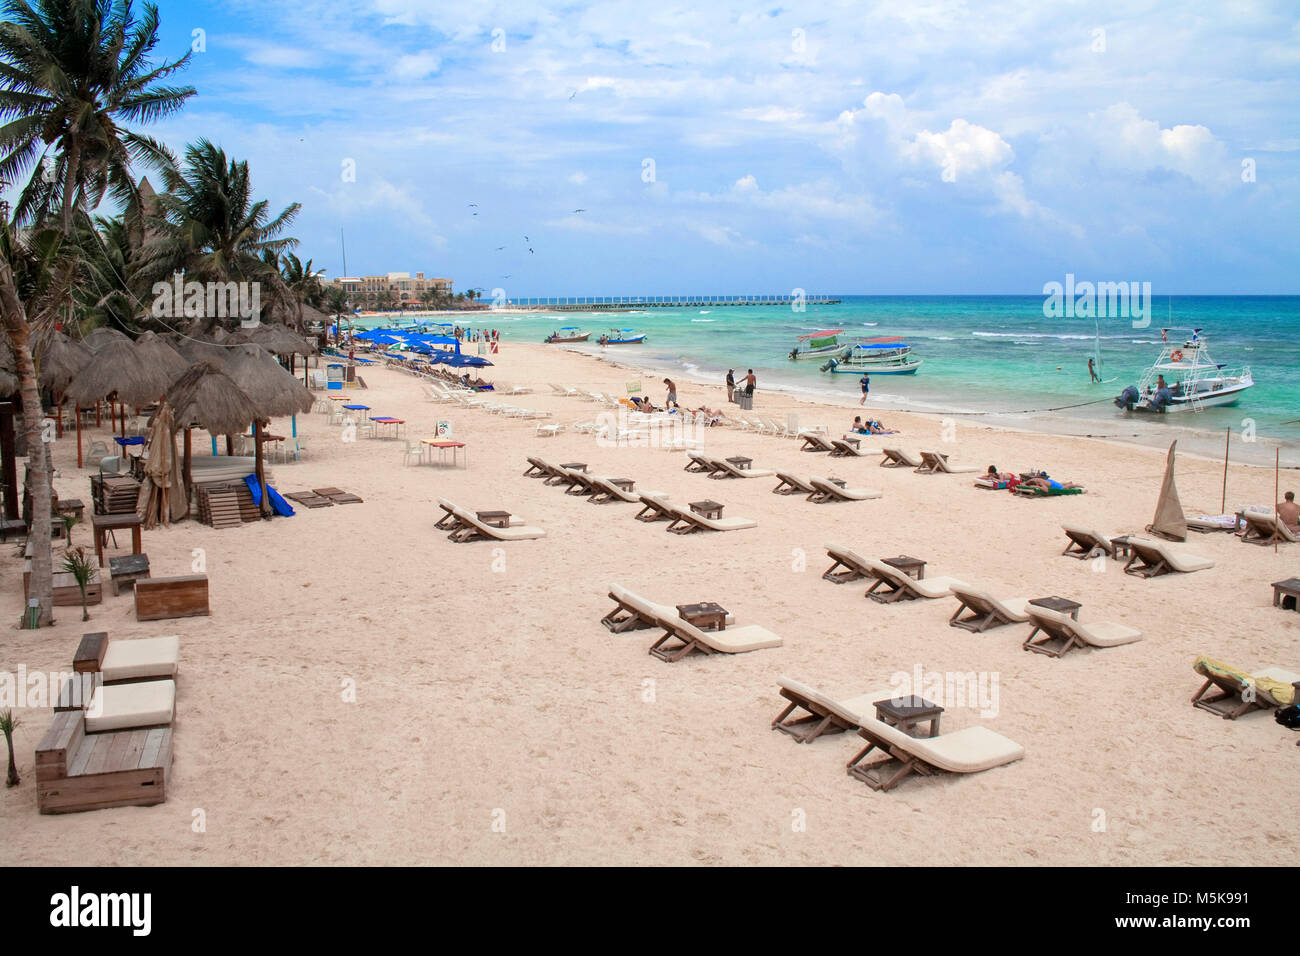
[634,493,675,522]
[707,457,775,479]
[283,491,333,508]
[880,447,922,468]
[36,709,172,813]
[830,439,871,458]
[806,477,882,503]
[74,633,180,686]
[1122,536,1215,578]
[601,584,735,633]
[1022,607,1142,657]
[438,498,546,542]
[587,476,642,504]
[771,677,894,744]
[523,457,551,477]
[1240,511,1300,545]
[56,679,176,733]
[948,585,1032,632]
[916,450,979,474]
[800,432,836,452]
[647,609,781,663]
[845,715,1024,792]
[1061,524,1115,559]
[664,505,758,534]
[773,472,816,495]
[684,451,715,473]
[822,543,872,584]
[864,559,965,603]
[1190,656,1300,719]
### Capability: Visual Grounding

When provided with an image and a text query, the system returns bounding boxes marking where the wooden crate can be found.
[135,574,210,621]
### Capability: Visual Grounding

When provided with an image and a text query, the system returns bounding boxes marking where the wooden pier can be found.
[496,294,839,312]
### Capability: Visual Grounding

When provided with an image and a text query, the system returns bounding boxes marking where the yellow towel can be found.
[1194,655,1295,705]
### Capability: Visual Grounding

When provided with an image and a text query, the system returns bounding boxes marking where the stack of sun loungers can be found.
[770,677,1025,792]
[602,584,781,662]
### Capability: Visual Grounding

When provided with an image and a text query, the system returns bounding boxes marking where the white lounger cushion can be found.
[809,477,882,501]
[448,501,546,540]
[866,558,966,598]
[85,679,176,733]
[1062,524,1114,549]
[1257,666,1300,685]
[608,583,735,627]
[1026,607,1143,648]
[100,635,180,682]
[859,714,1025,774]
[949,585,1031,622]
[1127,536,1215,572]
[776,473,816,492]
[778,676,895,727]
[668,505,757,531]
[661,611,781,653]
[882,447,922,466]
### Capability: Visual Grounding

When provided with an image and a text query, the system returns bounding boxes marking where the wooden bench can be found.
[35,710,171,814]
[134,574,210,621]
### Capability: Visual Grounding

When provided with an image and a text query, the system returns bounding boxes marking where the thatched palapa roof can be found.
[33,330,90,395]
[65,337,176,406]
[134,330,190,383]
[165,362,261,435]
[81,326,130,352]
[221,344,313,418]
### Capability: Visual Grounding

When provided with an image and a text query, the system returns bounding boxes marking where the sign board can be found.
[625,380,642,395]
[436,420,453,438]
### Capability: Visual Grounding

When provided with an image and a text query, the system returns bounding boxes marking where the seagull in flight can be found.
[495,246,505,251]
[568,90,578,100]
[467,202,478,207]
[573,209,585,214]
[529,248,535,254]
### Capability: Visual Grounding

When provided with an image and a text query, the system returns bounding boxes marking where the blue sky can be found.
[111,1,1300,293]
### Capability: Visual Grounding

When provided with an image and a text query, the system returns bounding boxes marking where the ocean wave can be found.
[971,331,1096,340]
[691,318,714,323]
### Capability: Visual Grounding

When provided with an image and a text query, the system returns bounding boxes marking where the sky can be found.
[65,1,1300,294]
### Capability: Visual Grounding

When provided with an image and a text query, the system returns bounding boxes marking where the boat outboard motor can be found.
[1114,385,1139,410]
[1151,386,1173,412]
[820,358,838,373]
[789,348,799,360]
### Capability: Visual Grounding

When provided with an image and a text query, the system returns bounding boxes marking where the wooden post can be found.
[1221,426,1229,514]
[55,398,63,438]
[225,434,233,456]
[254,419,271,518]
[1276,449,1280,555]
[76,406,82,468]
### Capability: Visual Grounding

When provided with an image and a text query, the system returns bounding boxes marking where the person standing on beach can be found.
[859,372,870,406]
[725,369,735,402]
[663,378,678,410]
[744,369,756,394]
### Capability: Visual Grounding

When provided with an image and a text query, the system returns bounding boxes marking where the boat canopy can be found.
[797,329,844,340]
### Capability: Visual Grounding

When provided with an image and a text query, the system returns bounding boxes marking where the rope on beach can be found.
[939,397,1118,416]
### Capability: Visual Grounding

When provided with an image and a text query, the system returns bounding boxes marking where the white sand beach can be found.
[3,341,1298,865]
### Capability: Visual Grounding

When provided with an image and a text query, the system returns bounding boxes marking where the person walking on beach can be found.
[859,372,870,406]
[663,378,678,410]
[725,369,735,402]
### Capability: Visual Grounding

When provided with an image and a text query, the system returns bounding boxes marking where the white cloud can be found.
[1089,103,1231,186]
[568,171,588,184]
[390,51,441,81]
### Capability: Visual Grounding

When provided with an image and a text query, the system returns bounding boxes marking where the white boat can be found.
[1114,329,1252,413]
[820,339,922,375]
[788,330,844,360]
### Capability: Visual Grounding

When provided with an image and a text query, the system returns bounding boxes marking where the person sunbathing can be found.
[1020,475,1082,492]
[985,465,1015,482]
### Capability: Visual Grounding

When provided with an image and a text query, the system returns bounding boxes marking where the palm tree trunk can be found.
[0,262,54,626]
[60,140,82,235]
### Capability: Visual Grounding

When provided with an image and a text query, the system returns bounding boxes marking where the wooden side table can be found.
[92,513,143,567]
[476,510,512,528]
[873,696,944,738]
[883,555,926,580]
[108,553,151,595]
[1029,595,1081,620]
[689,500,723,520]
[1272,578,1300,612]
[725,457,752,471]
[676,602,727,630]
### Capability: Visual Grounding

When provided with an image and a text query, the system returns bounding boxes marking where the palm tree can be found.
[280,252,323,331]
[138,139,300,326]
[0,0,195,233]
[1,708,18,787]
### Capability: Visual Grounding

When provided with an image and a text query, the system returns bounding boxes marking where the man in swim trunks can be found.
[663,378,678,410]
[1278,491,1299,529]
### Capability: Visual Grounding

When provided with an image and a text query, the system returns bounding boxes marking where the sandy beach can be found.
[3,340,1297,866]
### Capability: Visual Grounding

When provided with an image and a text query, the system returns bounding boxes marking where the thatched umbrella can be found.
[133,331,190,386]
[81,326,129,352]
[164,362,261,495]
[222,344,312,516]
[32,331,90,439]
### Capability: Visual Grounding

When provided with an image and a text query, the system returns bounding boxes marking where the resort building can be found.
[331,272,454,310]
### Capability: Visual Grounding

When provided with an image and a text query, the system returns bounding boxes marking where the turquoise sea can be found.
[362,295,1300,456]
